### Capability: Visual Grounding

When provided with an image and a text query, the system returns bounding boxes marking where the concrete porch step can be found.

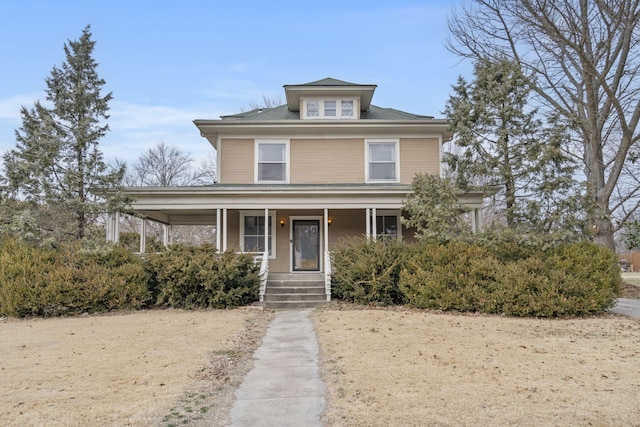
[267,280,325,288]
[264,293,327,302]
[263,272,328,309]
[263,300,328,310]
[266,286,326,294]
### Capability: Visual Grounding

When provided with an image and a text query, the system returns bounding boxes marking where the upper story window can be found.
[256,140,289,183]
[366,140,399,182]
[304,98,356,119]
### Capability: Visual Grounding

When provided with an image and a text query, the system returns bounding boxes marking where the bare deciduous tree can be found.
[447,0,640,250]
[121,142,217,248]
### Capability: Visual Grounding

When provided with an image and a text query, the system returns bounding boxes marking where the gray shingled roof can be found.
[285,77,372,87]
[221,104,433,121]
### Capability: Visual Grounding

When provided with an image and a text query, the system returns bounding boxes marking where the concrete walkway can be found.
[608,298,640,318]
[230,309,326,427]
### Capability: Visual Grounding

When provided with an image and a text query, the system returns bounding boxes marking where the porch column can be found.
[366,208,371,240]
[163,224,172,247]
[222,208,228,251]
[216,208,221,251]
[264,208,269,255]
[139,218,146,254]
[324,208,329,256]
[106,214,113,242]
[113,212,120,244]
[324,208,331,302]
[475,208,483,232]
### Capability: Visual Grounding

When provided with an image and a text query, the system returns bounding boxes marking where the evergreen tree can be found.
[402,173,471,243]
[2,26,124,241]
[444,58,582,233]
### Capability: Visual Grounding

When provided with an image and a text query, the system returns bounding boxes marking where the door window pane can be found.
[293,220,320,271]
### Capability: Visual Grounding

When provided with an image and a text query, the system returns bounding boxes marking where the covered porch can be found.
[106,184,485,302]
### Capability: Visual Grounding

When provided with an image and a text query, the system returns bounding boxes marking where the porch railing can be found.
[251,251,269,302]
[324,250,332,301]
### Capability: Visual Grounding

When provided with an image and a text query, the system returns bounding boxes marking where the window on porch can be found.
[376,215,399,240]
[240,211,275,257]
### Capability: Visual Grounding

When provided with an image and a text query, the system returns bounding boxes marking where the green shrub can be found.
[145,244,259,309]
[331,237,623,317]
[331,237,407,305]
[0,240,150,317]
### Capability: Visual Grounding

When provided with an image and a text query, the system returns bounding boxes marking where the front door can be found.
[292,220,320,271]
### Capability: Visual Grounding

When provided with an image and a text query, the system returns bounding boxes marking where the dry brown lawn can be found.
[0,309,271,426]
[314,307,640,426]
[2,283,639,427]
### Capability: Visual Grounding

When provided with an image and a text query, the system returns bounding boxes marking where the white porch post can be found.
[324,208,329,260]
[139,218,146,254]
[471,208,477,233]
[365,208,371,240]
[324,208,330,302]
[264,208,269,255]
[113,212,120,244]
[222,208,228,251]
[106,214,113,242]
[216,208,221,251]
[163,224,171,247]
[475,208,483,232]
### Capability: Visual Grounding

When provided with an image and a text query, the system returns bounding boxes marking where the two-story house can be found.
[106,78,484,306]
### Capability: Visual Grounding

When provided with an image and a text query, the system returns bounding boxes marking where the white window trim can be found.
[365,139,400,183]
[240,210,277,259]
[374,210,402,242]
[303,98,357,119]
[254,140,290,184]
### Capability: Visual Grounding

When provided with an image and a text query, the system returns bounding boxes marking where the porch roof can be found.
[120,184,486,226]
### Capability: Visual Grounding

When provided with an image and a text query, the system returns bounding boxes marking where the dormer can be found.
[283,78,377,120]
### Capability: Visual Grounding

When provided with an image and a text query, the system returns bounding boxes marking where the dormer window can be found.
[307,100,320,117]
[303,98,357,119]
[341,100,354,117]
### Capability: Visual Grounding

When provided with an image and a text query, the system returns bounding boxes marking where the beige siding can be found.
[290,138,364,184]
[225,210,241,251]
[219,139,254,184]
[226,209,417,273]
[399,138,440,183]
[325,209,366,247]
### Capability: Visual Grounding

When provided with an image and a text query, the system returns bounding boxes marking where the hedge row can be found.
[0,240,259,317]
[331,237,622,317]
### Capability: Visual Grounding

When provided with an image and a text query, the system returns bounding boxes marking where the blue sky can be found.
[0,0,471,166]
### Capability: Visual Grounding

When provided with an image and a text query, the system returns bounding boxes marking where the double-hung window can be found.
[304,98,356,119]
[240,211,275,257]
[366,140,399,182]
[368,210,402,241]
[256,141,288,183]
[376,213,400,241]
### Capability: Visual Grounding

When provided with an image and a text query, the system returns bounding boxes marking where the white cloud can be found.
[0,94,42,119]
[104,100,222,164]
